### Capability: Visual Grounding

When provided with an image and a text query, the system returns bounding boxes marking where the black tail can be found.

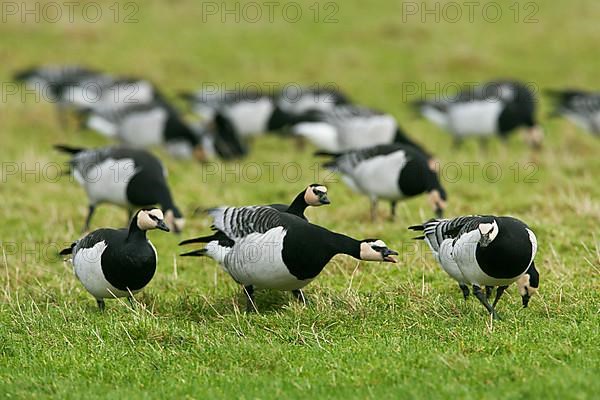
[180,249,208,257]
[322,160,339,170]
[54,144,86,155]
[59,243,76,255]
[179,233,219,246]
[314,151,341,158]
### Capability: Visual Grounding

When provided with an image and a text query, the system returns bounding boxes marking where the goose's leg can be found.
[485,286,494,300]
[492,285,509,308]
[83,205,96,233]
[472,285,499,320]
[390,201,397,221]
[243,285,256,313]
[96,299,105,312]
[459,283,470,300]
[370,198,378,222]
[127,296,136,309]
[292,289,308,306]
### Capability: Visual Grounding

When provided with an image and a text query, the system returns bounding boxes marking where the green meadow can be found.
[0,1,598,398]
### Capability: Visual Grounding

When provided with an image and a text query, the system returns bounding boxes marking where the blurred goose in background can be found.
[79,96,208,160]
[546,89,600,135]
[292,104,434,164]
[60,208,170,311]
[55,145,185,233]
[14,65,101,127]
[415,80,544,148]
[319,143,446,221]
[180,206,397,311]
[269,183,330,220]
[409,215,539,319]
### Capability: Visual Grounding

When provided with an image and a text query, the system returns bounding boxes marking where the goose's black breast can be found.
[280,217,334,280]
[475,218,533,279]
[100,234,157,291]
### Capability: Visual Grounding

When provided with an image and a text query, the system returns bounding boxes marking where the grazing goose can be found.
[292,104,433,162]
[416,80,544,148]
[81,97,206,160]
[320,144,446,221]
[546,89,600,135]
[55,145,185,233]
[65,77,157,116]
[59,208,170,310]
[179,206,397,311]
[409,216,539,319]
[269,184,330,220]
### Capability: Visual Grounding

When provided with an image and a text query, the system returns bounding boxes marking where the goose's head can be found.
[524,125,544,149]
[304,184,330,206]
[478,220,499,247]
[428,188,447,218]
[136,209,170,232]
[516,263,539,308]
[359,239,398,263]
[164,208,185,234]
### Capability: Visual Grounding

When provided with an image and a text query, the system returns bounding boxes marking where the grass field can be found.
[1,1,599,398]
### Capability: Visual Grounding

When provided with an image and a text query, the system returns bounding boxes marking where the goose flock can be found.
[16,63,592,319]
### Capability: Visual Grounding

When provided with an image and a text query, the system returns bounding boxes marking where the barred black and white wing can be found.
[208,206,283,239]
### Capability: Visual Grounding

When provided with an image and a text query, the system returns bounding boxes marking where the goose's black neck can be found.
[287,191,308,217]
[126,217,148,241]
[321,229,361,259]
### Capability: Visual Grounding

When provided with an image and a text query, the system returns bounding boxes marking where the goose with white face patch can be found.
[59,208,170,310]
[320,144,447,221]
[416,80,544,149]
[292,104,433,160]
[269,184,330,220]
[409,215,539,319]
[179,206,397,311]
[55,145,185,233]
[546,89,600,136]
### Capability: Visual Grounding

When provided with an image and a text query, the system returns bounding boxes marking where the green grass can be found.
[1,0,599,398]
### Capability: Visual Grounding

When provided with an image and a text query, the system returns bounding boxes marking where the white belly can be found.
[349,151,407,199]
[75,158,138,206]
[438,240,467,283]
[338,114,396,151]
[224,227,312,290]
[73,241,136,299]
[447,101,503,136]
[224,98,274,137]
[119,108,168,146]
[293,122,339,152]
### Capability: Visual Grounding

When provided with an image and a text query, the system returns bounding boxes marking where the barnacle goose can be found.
[269,184,330,220]
[64,77,157,116]
[320,144,446,221]
[409,215,539,319]
[292,104,433,161]
[59,208,170,310]
[546,89,600,135]
[80,96,206,160]
[179,206,397,311]
[416,80,544,148]
[55,145,185,233]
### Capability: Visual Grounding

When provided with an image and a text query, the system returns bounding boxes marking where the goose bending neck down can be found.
[179,206,397,311]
